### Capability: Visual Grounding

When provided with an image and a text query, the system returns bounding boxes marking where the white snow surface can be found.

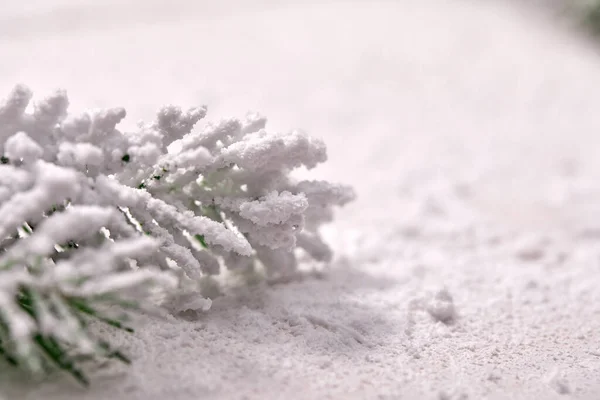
[2,0,600,399]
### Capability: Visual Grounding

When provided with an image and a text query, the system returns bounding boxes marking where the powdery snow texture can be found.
[1,1,600,399]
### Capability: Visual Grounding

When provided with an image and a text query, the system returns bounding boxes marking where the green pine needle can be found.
[0,285,138,386]
[32,333,89,387]
[66,297,135,333]
[194,234,208,249]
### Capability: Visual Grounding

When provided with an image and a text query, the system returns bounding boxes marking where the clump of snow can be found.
[513,234,550,262]
[547,368,572,395]
[426,288,456,324]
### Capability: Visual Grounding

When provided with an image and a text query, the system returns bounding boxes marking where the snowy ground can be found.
[2,0,600,399]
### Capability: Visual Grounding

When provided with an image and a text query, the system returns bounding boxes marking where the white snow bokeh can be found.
[2,0,600,399]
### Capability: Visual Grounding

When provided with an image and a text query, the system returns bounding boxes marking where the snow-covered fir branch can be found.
[0,84,354,382]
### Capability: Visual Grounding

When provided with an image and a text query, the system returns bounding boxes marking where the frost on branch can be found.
[0,85,354,378]
[1,84,353,279]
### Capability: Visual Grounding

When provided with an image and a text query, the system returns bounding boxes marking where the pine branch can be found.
[0,84,354,386]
